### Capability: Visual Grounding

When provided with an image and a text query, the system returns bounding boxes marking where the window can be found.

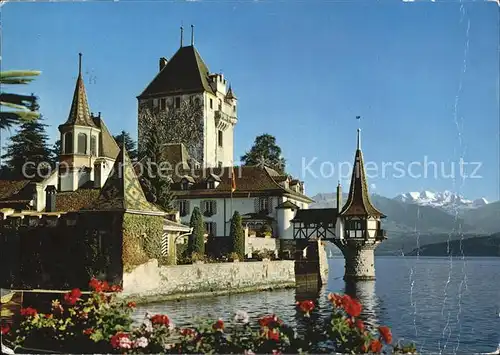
[202,200,216,216]
[259,198,269,213]
[218,130,223,147]
[175,97,181,109]
[348,221,363,230]
[207,180,215,189]
[64,132,73,154]
[218,99,222,111]
[160,98,166,110]
[90,136,97,156]
[218,161,223,168]
[153,98,158,107]
[210,98,213,109]
[181,181,190,190]
[77,133,87,154]
[178,200,189,217]
[205,222,216,236]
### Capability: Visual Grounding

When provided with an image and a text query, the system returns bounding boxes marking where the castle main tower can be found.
[136,26,237,168]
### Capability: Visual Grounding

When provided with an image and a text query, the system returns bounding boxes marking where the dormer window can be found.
[180,176,195,190]
[207,174,221,189]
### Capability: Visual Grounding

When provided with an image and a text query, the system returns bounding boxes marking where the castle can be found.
[0,27,387,281]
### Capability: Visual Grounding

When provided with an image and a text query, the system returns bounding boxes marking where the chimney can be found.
[45,185,57,212]
[336,181,342,211]
[159,57,168,71]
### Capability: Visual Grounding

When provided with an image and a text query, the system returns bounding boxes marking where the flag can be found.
[356,115,361,120]
[231,166,236,193]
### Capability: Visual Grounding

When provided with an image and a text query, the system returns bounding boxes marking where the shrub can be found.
[188,207,205,256]
[230,211,245,260]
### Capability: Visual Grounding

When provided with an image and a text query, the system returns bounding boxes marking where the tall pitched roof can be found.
[61,53,97,128]
[340,129,385,218]
[138,45,214,98]
[92,115,120,159]
[85,147,164,214]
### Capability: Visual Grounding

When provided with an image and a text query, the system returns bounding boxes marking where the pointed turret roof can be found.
[340,129,385,218]
[86,146,164,214]
[138,45,214,98]
[226,85,236,100]
[61,53,97,128]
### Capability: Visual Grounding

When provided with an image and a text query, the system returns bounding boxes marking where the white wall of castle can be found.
[177,195,309,239]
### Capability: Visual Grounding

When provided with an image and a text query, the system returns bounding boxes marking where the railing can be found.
[215,110,237,124]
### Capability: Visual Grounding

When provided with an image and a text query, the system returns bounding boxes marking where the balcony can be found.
[215,110,237,130]
[376,229,387,241]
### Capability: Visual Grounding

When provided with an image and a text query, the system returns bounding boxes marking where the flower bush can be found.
[5,280,417,354]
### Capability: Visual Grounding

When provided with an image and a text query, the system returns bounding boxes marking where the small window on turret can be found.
[64,132,73,154]
[90,136,97,156]
[77,133,87,154]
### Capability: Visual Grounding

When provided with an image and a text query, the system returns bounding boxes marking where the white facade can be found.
[177,195,309,239]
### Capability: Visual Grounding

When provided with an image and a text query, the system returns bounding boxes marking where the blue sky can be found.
[2,1,498,201]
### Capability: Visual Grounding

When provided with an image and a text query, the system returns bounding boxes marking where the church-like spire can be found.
[62,53,97,128]
[226,85,236,100]
[340,129,385,217]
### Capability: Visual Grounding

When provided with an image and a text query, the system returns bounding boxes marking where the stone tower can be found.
[136,26,237,168]
[333,129,387,281]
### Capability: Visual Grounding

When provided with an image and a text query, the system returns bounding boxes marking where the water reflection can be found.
[345,280,380,329]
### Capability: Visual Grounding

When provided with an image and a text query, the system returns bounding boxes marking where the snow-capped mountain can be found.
[393,190,489,214]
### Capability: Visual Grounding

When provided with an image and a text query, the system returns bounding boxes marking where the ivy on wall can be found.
[122,213,165,271]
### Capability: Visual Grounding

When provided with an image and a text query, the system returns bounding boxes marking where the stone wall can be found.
[122,259,295,302]
[245,236,278,256]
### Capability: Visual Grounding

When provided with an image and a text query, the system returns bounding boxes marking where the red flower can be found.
[272,350,281,355]
[378,326,393,344]
[180,328,196,337]
[258,315,283,329]
[127,301,136,308]
[342,295,362,317]
[20,307,38,317]
[109,284,122,292]
[361,344,368,353]
[89,278,111,292]
[370,339,383,353]
[212,319,224,331]
[83,328,94,335]
[110,332,131,349]
[328,293,344,308]
[1,324,10,335]
[150,314,170,326]
[264,329,280,341]
[64,288,82,305]
[355,319,365,332]
[296,300,315,316]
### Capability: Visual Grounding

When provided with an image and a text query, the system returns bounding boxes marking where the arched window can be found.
[64,132,73,154]
[90,136,97,156]
[77,133,87,154]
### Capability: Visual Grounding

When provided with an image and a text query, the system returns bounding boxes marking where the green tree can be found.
[241,134,286,174]
[114,131,137,161]
[1,95,52,179]
[0,70,41,129]
[230,211,245,260]
[188,207,205,257]
[49,139,61,168]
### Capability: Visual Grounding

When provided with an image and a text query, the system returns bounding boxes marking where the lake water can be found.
[133,257,500,354]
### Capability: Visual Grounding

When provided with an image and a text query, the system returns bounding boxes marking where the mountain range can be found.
[393,190,488,214]
[310,191,500,255]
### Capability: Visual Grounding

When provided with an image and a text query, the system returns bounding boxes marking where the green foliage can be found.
[241,134,286,174]
[138,126,175,212]
[0,70,41,129]
[230,211,245,260]
[49,139,61,168]
[114,131,138,161]
[259,223,273,237]
[1,95,52,178]
[122,214,164,270]
[188,207,205,256]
